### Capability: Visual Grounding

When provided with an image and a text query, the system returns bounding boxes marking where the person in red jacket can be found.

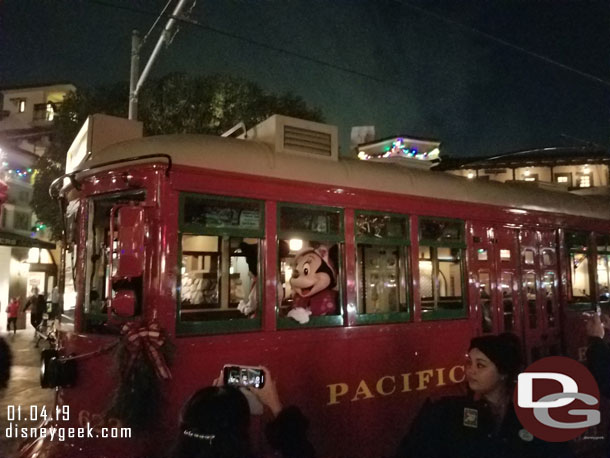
[6,297,19,335]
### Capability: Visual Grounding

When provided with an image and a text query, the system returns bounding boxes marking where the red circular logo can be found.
[513,356,600,442]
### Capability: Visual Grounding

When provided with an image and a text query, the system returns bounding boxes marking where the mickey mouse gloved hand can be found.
[287,307,311,324]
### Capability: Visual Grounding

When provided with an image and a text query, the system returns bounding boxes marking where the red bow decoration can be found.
[121,321,172,380]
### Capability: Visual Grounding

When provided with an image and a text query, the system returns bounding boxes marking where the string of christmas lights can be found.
[358,138,439,161]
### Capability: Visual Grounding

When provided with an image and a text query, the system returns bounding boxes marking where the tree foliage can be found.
[32,74,323,239]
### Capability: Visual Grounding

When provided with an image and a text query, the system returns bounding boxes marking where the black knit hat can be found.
[469,333,523,379]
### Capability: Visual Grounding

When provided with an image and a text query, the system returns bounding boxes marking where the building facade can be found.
[434,147,610,195]
[0,83,74,328]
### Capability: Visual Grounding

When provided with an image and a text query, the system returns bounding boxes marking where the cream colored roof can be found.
[77,134,610,221]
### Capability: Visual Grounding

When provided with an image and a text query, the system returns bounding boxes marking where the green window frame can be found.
[277,202,344,329]
[596,234,610,306]
[566,231,594,311]
[355,210,411,325]
[177,193,265,335]
[418,217,467,320]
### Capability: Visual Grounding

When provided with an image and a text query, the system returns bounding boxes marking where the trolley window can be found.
[566,231,593,309]
[355,211,410,324]
[83,190,146,334]
[177,194,264,335]
[277,203,344,328]
[418,218,466,320]
[596,234,610,305]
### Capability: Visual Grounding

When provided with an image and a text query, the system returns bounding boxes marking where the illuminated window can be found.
[523,174,538,182]
[355,211,409,322]
[555,173,572,187]
[277,203,344,327]
[597,234,610,303]
[10,98,26,113]
[566,231,591,305]
[523,249,535,265]
[418,218,465,320]
[578,174,592,188]
[46,103,55,121]
[501,272,515,331]
[479,270,492,333]
[178,194,264,334]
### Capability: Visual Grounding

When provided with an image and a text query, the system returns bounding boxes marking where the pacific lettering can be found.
[327,365,465,406]
[327,383,349,405]
[416,370,433,390]
[352,380,375,401]
[376,376,396,396]
[436,367,446,387]
[401,373,412,392]
[449,365,465,383]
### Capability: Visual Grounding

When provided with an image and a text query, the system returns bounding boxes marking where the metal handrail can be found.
[49,153,172,199]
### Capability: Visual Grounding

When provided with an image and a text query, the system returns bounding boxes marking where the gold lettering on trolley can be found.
[416,370,433,390]
[436,368,446,387]
[327,365,466,406]
[351,380,375,401]
[401,373,412,392]
[327,383,349,405]
[376,376,396,396]
[449,365,465,383]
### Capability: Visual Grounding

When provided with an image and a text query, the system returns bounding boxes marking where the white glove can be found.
[287,307,311,324]
[237,286,258,316]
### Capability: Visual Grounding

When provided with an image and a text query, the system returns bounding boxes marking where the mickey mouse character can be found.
[288,246,338,323]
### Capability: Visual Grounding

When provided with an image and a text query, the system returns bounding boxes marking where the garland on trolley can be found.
[107,320,174,431]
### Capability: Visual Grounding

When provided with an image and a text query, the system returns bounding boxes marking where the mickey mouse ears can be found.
[295,245,336,279]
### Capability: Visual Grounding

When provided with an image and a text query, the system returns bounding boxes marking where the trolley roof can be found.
[76,134,610,220]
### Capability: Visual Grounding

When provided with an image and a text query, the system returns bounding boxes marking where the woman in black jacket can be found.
[397,333,573,458]
[173,367,315,458]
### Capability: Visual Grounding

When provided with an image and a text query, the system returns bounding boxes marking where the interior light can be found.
[289,239,303,252]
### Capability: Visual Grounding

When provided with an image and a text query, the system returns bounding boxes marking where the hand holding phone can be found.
[248,366,282,417]
[223,365,265,389]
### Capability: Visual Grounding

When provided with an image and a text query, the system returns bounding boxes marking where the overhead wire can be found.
[87,0,413,91]
[396,0,610,89]
[87,0,610,90]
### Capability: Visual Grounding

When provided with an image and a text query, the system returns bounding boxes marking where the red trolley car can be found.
[21,115,610,457]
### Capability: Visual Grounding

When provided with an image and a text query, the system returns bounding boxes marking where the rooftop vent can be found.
[244,114,338,161]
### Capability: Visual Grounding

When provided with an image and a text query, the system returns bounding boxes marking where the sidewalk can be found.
[0,327,55,457]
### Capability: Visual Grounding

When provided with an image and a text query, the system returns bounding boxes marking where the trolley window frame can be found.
[566,230,595,312]
[176,192,265,335]
[276,202,345,329]
[354,209,411,325]
[417,216,467,320]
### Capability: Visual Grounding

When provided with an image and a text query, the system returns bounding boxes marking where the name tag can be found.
[463,408,478,428]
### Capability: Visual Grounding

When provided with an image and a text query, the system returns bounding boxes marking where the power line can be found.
[396,0,610,89]
[88,0,610,90]
[87,0,413,91]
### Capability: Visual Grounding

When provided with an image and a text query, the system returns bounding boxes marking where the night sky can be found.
[2,0,610,157]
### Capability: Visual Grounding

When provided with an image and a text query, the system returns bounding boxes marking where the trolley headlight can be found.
[40,349,77,388]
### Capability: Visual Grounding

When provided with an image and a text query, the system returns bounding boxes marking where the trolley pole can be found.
[128,0,194,121]
[128,29,140,121]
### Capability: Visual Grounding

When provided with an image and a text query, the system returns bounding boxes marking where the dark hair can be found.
[0,337,12,389]
[173,386,251,458]
[469,333,523,387]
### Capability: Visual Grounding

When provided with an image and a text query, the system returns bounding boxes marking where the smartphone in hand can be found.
[223,365,265,388]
